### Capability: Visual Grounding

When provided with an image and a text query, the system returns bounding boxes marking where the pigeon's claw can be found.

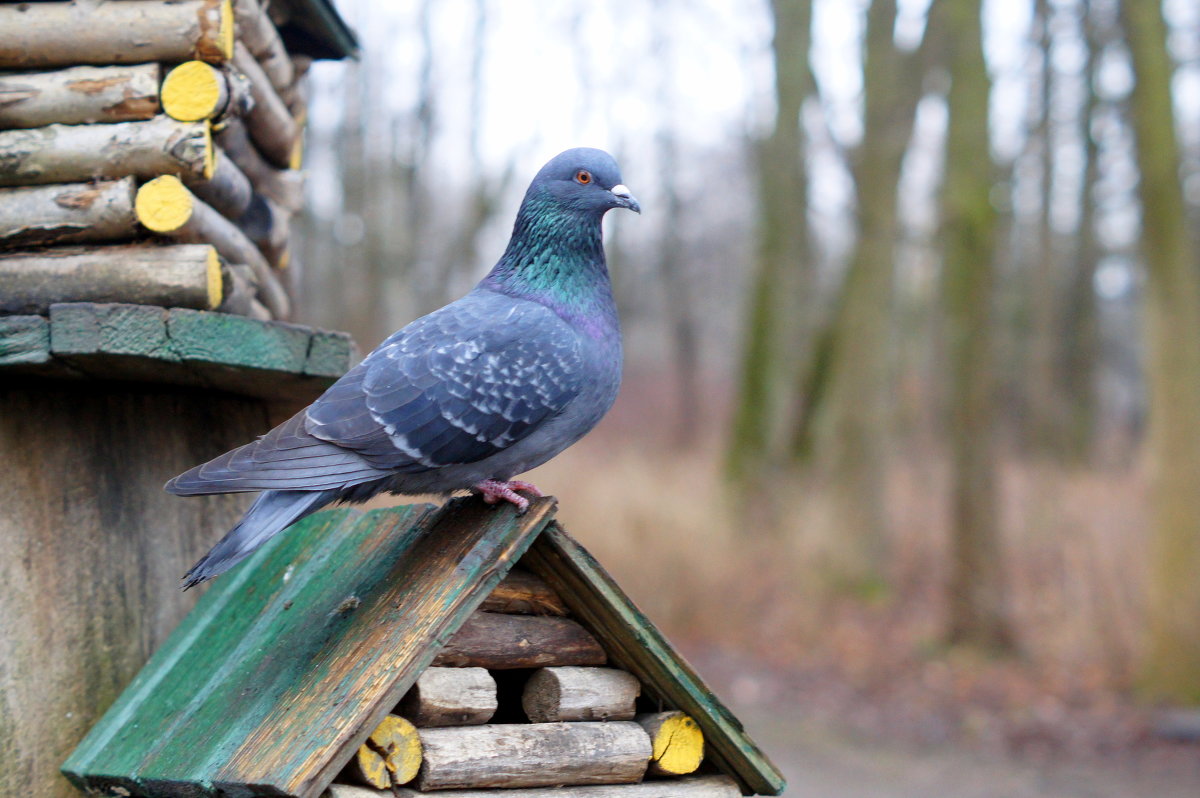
[472,479,543,513]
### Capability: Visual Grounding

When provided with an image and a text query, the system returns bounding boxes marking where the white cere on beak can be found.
[611,184,632,199]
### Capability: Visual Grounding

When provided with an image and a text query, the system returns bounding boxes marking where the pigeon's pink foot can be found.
[472,479,544,513]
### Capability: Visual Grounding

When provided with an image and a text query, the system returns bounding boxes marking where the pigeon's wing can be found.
[306,291,585,470]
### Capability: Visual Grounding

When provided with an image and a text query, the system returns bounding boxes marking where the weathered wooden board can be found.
[0,303,354,404]
[521,524,787,796]
[63,497,559,798]
[327,774,744,798]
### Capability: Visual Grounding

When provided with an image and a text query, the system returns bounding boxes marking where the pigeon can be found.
[167,148,639,588]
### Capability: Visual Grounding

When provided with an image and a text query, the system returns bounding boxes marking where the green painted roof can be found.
[62,499,786,797]
[0,302,356,404]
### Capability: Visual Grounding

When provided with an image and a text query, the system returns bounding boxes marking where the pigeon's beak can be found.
[610,184,641,214]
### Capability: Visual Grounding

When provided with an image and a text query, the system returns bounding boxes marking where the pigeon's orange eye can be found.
[575,170,592,185]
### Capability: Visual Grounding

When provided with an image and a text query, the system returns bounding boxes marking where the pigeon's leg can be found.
[472,479,544,512]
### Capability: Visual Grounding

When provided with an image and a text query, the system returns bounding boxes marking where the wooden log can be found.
[0,178,137,247]
[636,712,704,777]
[135,175,289,319]
[232,41,298,168]
[399,668,497,727]
[415,722,651,791]
[188,148,253,220]
[237,191,290,268]
[0,64,160,129]
[480,568,570,615]
[0,116,213,187]
[327,775,743,798]
[344,715,422,790]
[160,61,252,123]
[0,244,222,314]
[214,116,303,211]
[431,611,607,670]
[217,262,272,320]
[0,0,234,68]
[522,667,640,723]
[233,0,294,95]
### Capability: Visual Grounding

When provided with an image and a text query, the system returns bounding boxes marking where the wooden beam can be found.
[135,175,289,319]
[431,611,607,670]
[0,244,222,314]
[0,64,160,129]
[0,0,234,68]
[398,668,497,727]
[327,775,743,798]
[637,712,704,777]
[522,667,640,723]
[232,40,298,168]
[480,568,570,616]
[415,722,651,791]
[0,178,137,247]
[0,116,213,187]
[160,61,251,123]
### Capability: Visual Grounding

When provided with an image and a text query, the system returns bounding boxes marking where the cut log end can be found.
[348,715,422,790]
[206,247,223,309]
[136,175,194,233]
[637,711,704,776]
[197,0,237,62]
[162,61,226,122]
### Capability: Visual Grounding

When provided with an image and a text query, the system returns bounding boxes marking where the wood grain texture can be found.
[399,668,497,727]
[522,667,640,723]
[0,64,160,129]
[344,715,421,789]
[0,383,267,798]
[480,568,570,615]
[415,722,651,790]
[326,774,743,798]
[62,498,559,798]
[431,611,607,669]
[521,524,787,796]
[0,179,138,247]
[0,315,50,368]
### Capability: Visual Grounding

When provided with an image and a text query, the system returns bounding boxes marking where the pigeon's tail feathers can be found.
[181,489,335,590]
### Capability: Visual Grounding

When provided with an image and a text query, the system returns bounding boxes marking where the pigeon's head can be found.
[529,148,641,217]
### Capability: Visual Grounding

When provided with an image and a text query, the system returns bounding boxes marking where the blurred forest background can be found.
[294,0,1200,786]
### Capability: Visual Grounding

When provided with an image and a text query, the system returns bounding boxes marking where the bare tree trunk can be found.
[727,0,812,479]
[932,0,1015,650]
[1122,0,1200,702]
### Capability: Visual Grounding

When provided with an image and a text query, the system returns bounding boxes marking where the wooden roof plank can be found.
[521,523,787,797]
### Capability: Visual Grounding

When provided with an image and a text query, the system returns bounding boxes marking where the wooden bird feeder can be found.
[63,498,787,797]
[0,3,357,798]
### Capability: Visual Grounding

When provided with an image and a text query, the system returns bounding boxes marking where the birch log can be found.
[0,244,222,313]
[160,61,252,123]
[188,149,253,220]
[399,668,497,727]
[218,262,271,320]
[327,775,742,798]
[522,667,640,723]
[215,116,303,211]
[0,178,137,247]
[232,41,297,168]
[0,0,234,68]
[415,722,651,790]
[0,116,212,187]
[636,712,704,776]
[480,568,570,616]
[0,64,160,129]
[432,612,607,669]
[233,0,294,94]
[135,175,289,318]
[344,715,422,790]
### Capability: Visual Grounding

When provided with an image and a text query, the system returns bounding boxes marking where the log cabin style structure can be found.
[0,4,357,798]
[62,498,787,798]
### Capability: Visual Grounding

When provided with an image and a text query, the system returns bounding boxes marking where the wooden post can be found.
[636,712,704,776]
[431,611,607,669]
[415,722,651,791]
[0,0,234,68]
[0,179,137,247]
[522,667,641,723]
[0,64,160,129]
[399,668,498,727]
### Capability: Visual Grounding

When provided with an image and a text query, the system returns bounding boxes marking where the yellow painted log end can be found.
[162,61,225,122]
[649,713,704,775]
[196,0,236,62]
[205,247,223,310]
[135,175,194,233]
[202,122,216,179]
[277,249,290,271]
[218,0,235,61]
[355,715,422,789]
[289,135,304,171]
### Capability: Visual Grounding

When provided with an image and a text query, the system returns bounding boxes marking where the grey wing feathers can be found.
[165,290,584,496]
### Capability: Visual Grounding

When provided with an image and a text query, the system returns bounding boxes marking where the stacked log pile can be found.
[324,569,738,798]
[0,0,311,321]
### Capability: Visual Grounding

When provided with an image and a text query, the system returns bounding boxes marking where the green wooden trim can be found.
[63,497,557,798]
[522,523,787,796]
[0,303,355,403]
